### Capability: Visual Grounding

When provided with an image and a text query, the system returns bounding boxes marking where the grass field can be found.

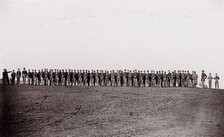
[0,85,224,137]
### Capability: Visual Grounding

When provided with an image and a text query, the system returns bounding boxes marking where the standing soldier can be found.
[37,70,41,85]
[163,71,167,87]
[74,70,78,86]
[27,70,31,85]
[214,73,220,89]
[52,69,57,85]
[111,70,115,86]
[207,73,213,89]
[128,70,133,87]
[58,70,62,86]
[41,69,44,85]
[34,70,38,85]
[201,70,207,88]
[64,69,68,86]
[90,70,94,86]
[123,70,128,87]
[186,71,191,87]
[120,70,123,87]
[155,71,159,87]
[116,70,121,87]
[181,71,185,87]
[31,70,35,85]
[16,69,21,84]
[69,69,74,86]
[192,71,198,88]
[10,70,16,85]
[158,71,162,87]
[22,68,28,85]
[142,70,146,87]
[2,69,11,85]
[167,70,171,87]
[78,70,82,86]
[87,70,91,86]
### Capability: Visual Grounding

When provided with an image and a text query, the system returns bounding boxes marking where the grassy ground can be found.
[0,85,224,137]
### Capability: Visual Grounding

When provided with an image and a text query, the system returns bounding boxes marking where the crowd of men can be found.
[1,68,220,89]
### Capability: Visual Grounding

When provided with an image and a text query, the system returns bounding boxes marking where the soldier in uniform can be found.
[37,70,41,85]
[69,69,74,86]
[167,70,171,87]
[27,69,31,85]
[214,73,220,89]
[186,71,191,87]
[22,68,28,85]
[128,70,133,87]
[163,71,167,87]
[2,69,11,85]
[191,71,197,88]
[58,70,62,85]
[34,70,38,85]
[16,69,21,84]
[52,69,57,86]
[201,70,207,88]
[123,70,128,87]
[10,70,16,85]
[207,73,213,89]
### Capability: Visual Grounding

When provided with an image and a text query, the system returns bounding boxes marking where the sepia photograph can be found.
[0,0,224,136]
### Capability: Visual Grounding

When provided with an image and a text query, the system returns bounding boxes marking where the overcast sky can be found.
[0,0,223,88]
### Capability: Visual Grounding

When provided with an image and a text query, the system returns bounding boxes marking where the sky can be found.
[0,0,223,88]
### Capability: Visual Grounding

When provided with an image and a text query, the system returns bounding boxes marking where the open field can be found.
[0,85,224,137]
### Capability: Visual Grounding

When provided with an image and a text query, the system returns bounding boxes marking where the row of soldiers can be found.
[6,68,200,88]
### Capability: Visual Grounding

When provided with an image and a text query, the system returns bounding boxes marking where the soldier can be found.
[87,70,91,86]
[22,68,28,85]
[207,73,213,89]
[58,70,62,85]
[27,69,31,85]
[74,70,78,86]
[151,71,155,87]
[16,69,21,84]
[201,70,207,88]
[2,69,11,85]
[142,70,146,87]
[192,71,198,88]
[167,70,171,87]
[116,70,121,86]
[44,69,48,85]
[186,71,191,87]
[111,70,115,86]
[128,70,133,87]
[78,70,82,86]
[163,71,167,87]
[41,69,45,85]
[37,70,41,85]
[64,69,68,86]
[34,70,38,85]
[123,70,128,87]
[214,73,220,89]
[181,70,185,87]
[52,69,57,85]
[69,69,74,86]
[31,70,35,85]
[10,70,16,85]
[176,71,180,87]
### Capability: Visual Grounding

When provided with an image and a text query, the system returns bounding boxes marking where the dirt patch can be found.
[0,85,224,137]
